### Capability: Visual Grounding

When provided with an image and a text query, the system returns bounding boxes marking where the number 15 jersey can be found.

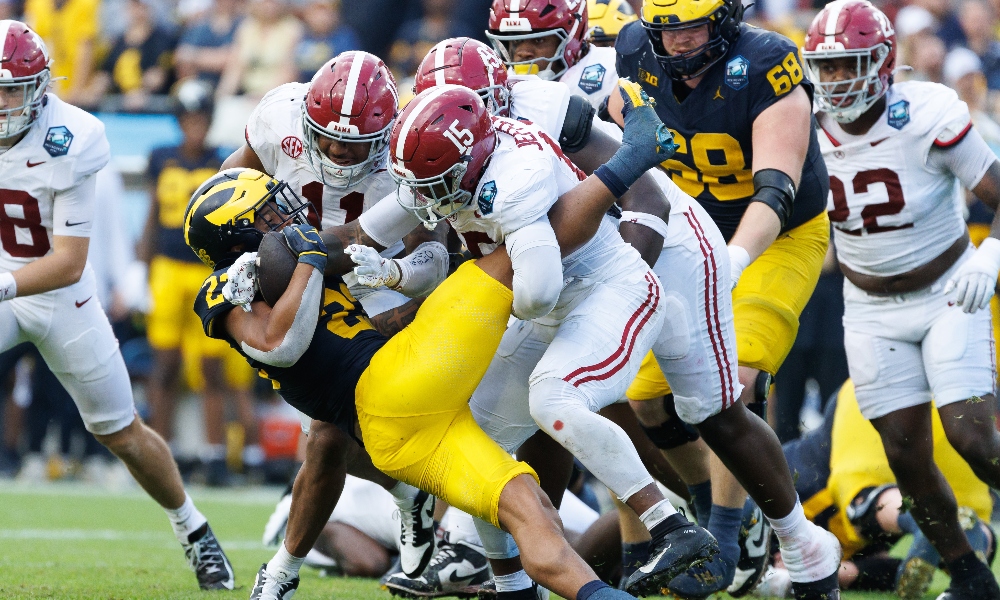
[817,81,987,276]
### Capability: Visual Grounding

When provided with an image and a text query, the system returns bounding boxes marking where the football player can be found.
[487,0,620,107]
[0,21,235,590]
[187,80,680,600]
[610,0,840,596]
[219,51,449,585]
[588,0,638,47]
[803,1,1000,598]
[407,37,755,597]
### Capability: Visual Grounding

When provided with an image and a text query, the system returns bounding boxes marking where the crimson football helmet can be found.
[0,20,50,139]
[389,85,497,227]
[803,0,896,123]
[302,51,398,187]
[414,38,511,116]
[487,0,588,80]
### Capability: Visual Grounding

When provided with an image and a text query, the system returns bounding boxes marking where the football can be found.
[256,231,298,307]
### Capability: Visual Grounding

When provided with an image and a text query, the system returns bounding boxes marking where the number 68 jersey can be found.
[817,81,986,276]
[0,94,110,272]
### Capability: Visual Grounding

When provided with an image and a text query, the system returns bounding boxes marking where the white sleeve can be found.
[52,173,97,237]
[927,126,997,191]
[357,190,424,249]
[507,216,563,320]
[497,157,560,236]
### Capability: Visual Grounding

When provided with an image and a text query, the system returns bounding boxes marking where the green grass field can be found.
[0,483,989,599]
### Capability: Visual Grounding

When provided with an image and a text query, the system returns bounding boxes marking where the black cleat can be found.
[249,563,299,600]
[625,521,719,597]
[791,572,840,600]
[936,567,1000,600]
[385,538,490,597]
[183,523,235,590]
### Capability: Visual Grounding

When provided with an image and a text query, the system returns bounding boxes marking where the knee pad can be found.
[746,371,772,419]
[640,395,701,449]
[847,484,898,541]
[473,516,520,559]
[528,377,590,434]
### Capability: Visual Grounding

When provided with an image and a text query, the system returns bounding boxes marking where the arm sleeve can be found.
[927,126,997,191]
[358,190,424,249]
[52,174,97,237]
[507,217,563,320]
[241,268,322,367]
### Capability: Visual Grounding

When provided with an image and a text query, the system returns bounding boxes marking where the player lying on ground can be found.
[0,20,234,590]
[187,80,680,600]
[803,1,1000,598]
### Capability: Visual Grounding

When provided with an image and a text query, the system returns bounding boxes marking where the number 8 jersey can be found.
[817,81,991,276]
[0,94,109,272]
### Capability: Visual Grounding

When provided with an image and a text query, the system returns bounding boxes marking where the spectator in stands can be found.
[24,0,99,105]
[908,31,948,83]
[946,46,1000,147]
[294,0,360,83]
[215,0,301,100]
[174,0,244,88]
[139,81,258,486]
[388,0,476,79]
[86,0,176,111]
[958,0,1000,90]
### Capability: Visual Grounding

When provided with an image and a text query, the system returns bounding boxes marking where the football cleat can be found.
[385,538,490,598]
[183,523,235,590]
[896,528,938,600]
[250,563,299,600]
[397,490,437,577]
[779,525,841,600]
[729,500,774,597]
[753,565,793,598]
[476,579,548,600]
[790,572,839,600]
[262,482,294,546]
[935,567,1000,600]
[625,522,719,597]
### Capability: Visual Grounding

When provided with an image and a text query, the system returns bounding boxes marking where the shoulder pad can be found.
[615,20,648,57]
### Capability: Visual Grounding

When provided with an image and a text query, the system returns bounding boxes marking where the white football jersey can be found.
[559,46,619,109]
[818,81,972,276]
[0,94,110,272]
[245,83,403,257]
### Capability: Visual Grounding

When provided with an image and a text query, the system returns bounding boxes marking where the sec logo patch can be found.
[281,136,303,158]
[44,126,73,157]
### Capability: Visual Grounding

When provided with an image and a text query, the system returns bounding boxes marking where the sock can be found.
[388,480,420,501]
[165,493,208,543]
[495,569,532,592]
[896,511,920,536]
[266,543,305,582]
[444,508,480,545]
[639,499,678,530]
[621,541,650,582]
[707,504,743,573]
[577,580,610,600]
[687,480,712,526]
[948,551,990,581]
[768,499,810,546]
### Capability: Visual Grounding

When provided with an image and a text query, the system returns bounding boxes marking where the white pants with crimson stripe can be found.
[470,267,665,501]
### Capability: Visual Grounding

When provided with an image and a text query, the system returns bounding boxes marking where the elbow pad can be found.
[751,169,796,229]
[393,241,449,298]
[507,219,563,320]
[241,268,322,367]
[560,95,596,153]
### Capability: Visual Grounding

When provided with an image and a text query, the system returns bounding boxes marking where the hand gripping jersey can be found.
[615,21,828,241]
[558,45,619,107]
[0,93,110,272]
[245,82,404,259]
[818,81,978,276]
[195,268,386,430]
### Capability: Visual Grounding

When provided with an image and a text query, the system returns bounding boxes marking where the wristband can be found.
[0,272,16,302]
[619,211,669,240]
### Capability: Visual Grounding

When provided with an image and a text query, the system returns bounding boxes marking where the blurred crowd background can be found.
[1,0,997,489]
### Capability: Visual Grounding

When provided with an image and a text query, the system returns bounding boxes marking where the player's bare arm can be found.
[6,234,89,297]
[369,298,425,338]
[221,142,267,172]
[320,219,386,276]
[971,160,1000,239]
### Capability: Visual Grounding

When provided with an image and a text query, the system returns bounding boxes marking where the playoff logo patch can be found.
[43,126,73,157]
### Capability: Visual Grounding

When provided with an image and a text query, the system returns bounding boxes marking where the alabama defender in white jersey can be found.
[804,2,1000,599]
[218,52,445,592]
[0,20,235,590]
[486,0,619,109]
[416,37,842,599]
[348,82,721,598]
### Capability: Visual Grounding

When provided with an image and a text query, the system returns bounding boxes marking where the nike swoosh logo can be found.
[26,160,46,167]
[745,517,767,557]
[870,138,890,146]
[75,297,92,308]
[65,220,88,227]
[637,546,671,574]
[442,560,484,583]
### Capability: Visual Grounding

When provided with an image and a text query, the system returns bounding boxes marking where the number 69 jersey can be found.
[817,81,984,276]
[0,94,110,272]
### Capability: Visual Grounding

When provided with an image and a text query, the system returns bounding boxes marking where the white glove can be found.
[223,252,258,312]
[728,245,752,291]
[945,238,1000,314]
[345,244,401,288]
